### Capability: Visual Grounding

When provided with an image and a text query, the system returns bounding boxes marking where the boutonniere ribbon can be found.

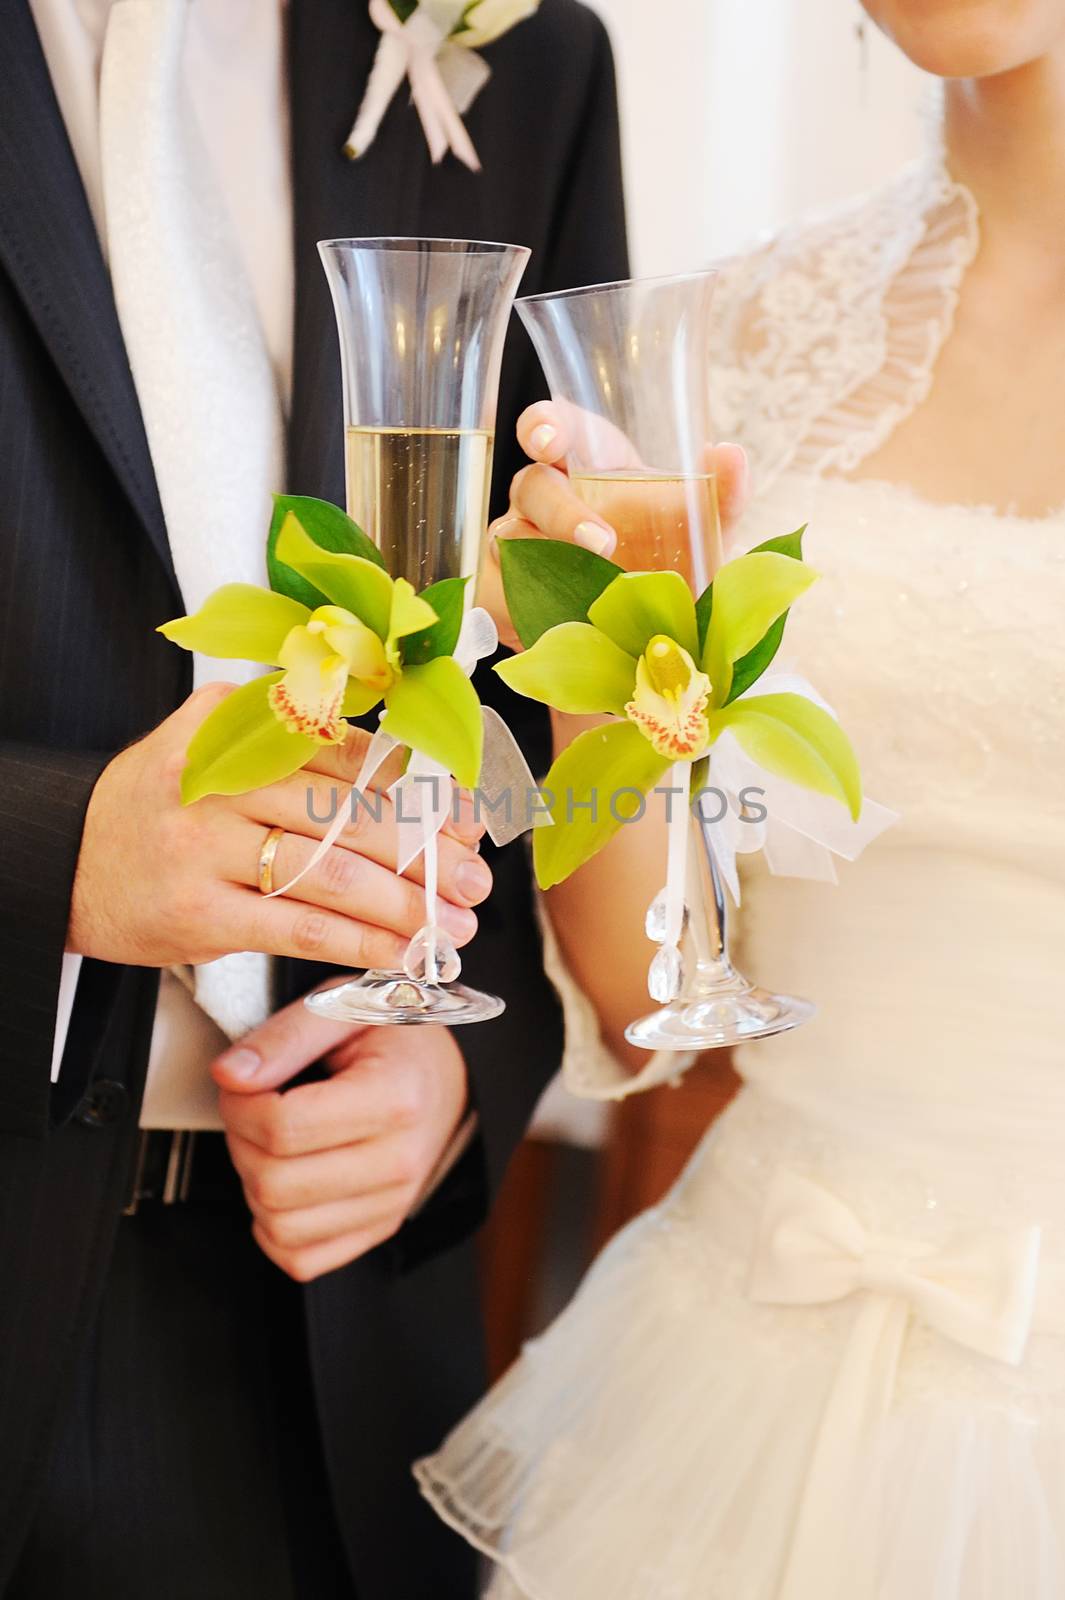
[346,0,541,172]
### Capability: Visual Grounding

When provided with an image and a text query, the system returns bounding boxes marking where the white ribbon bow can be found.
[749,1167,1041,1597]
[751,1168,1041,1367]
[346,0,491,171]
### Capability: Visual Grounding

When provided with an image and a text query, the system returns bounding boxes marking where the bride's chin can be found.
[861,0,1063,80]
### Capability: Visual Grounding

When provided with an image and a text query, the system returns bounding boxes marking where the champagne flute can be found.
[517,270,816,1050]
[306,237,529,1028]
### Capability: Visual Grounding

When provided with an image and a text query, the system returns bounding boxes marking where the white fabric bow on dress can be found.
[346,0,491,171]
[750,1167,1041,1598]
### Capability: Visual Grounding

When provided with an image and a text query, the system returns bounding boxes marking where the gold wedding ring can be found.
[257,826,285,896]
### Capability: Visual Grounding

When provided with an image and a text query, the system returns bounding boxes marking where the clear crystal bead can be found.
[403,925,462,985]
[645,889,688,945]
[648,942,684,1003]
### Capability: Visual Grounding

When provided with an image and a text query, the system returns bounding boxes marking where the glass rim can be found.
[517,266,718,308]
[318,236,531,258]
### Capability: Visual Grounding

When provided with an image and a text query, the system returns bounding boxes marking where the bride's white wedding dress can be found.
[416,157,1065,1598]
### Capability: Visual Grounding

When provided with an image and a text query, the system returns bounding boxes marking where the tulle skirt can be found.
[416,1088,1065,1599]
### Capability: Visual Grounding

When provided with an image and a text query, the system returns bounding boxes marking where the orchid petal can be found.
[275,512,393,636]
[712,691,862,820]
[268,625,350,744]
[703,553,817,705]
[587,570,699,660]
[311,607,392,688]
[625,636,711,760]
[158,585,309,664]
[495,622,637,716]
[380,657,483,789]
[533,720,670,889]
[388,577,439,644]
[180,675,317,804]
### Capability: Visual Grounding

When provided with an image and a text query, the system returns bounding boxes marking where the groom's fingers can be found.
[251,1217,396,1283]
[211,989,370,1095]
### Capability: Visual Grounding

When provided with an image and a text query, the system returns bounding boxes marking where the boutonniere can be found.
[346,0,541,171]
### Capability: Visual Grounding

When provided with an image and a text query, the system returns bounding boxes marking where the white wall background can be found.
[584,0,933,273]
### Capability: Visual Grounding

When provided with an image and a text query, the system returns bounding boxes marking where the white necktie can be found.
[100,0,283,1042]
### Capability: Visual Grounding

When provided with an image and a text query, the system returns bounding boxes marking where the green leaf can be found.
[498,538,623,650]
[268,494,385,609]
[401,577,469,665]
[533,721,670,889]
[380,657,484,789]
[587,570,699,660]
[275,513,393,637]
[751,524,807,561]
[712,691,862,820]
[495,622,637,715]
[703,552,817,706]
[720,530,810,703]
[180,675,318,804]
[158,585,309,665]
[695,582,713,654]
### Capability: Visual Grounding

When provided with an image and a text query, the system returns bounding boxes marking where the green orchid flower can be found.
[159,509,483,803]
[495,540,862,889]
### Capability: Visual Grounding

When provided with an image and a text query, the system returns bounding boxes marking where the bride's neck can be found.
[944,53,1065,263]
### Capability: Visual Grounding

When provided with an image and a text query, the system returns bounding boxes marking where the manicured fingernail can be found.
[456,858,492,902]
[441,903,478,939]
[575,521,616,556]
[219,1047,261,1079]
[530,423,557,455]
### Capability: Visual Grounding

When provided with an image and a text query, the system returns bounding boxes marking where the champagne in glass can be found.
[345,425,495,587]
[570,469,722,586]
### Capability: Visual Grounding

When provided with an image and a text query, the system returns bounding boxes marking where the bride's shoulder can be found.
[711,159,969,354]
[708,159,977,479]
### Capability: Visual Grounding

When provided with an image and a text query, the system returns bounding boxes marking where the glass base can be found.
[625,959,815,1052]
[305,971,505,1027]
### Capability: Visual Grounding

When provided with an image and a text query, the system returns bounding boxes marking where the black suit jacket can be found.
[0,0,628,1593]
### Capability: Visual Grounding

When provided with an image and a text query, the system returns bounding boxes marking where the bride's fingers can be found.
[704,442,750,530]
[516,401,571,467]
[506,463,617,555]
[233,778,492,908]
[517,400,641,471]
[224,817,482,944]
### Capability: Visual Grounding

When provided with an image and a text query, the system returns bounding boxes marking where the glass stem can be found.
[691,805,731,972]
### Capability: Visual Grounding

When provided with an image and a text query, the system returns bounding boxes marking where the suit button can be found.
[76,1078,129,1128]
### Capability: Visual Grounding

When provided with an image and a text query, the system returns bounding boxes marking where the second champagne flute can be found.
[517,270,816,1049]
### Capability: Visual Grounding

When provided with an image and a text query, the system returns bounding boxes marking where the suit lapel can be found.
[0,0,174,585]
[287,0,429,504]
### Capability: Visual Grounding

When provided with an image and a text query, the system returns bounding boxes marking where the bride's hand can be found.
[478,401,751,651]
[67,684,491,970]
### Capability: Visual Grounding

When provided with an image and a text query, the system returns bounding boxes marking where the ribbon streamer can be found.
[346,0,491,171]
[267,606,547,991]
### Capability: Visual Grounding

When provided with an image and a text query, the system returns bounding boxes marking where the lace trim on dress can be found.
[710,159,980,492]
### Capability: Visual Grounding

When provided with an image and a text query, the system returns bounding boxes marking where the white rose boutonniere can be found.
[347,0,542,171]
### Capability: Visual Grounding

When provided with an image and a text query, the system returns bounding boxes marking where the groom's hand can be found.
[212,993,469,1281]
[68,685,490,969]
